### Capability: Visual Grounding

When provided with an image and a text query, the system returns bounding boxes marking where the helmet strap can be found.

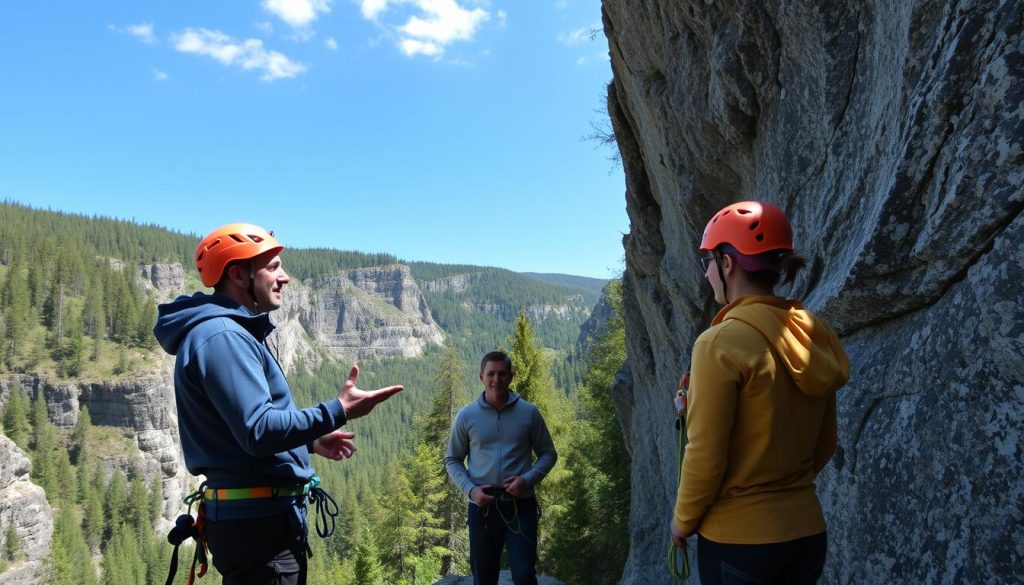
[246,269,260,312]
[715,251,729,304]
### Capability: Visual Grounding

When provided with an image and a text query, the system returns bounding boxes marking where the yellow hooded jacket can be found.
[672,295,850,544]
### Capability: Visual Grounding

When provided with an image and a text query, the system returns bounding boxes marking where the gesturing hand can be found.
[313,430,356,461]
[337,365,404,420]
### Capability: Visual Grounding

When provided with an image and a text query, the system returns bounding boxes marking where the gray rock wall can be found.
[288,265,445,361]
[0,371,191,530]
[0,435,51,585]
[601,0,1022,583]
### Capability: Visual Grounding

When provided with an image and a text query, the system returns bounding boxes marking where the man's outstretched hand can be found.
[337,365,404,420]
[314,430,356,461]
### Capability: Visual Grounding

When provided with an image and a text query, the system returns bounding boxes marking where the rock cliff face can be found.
[0,435,51,585]
[602,1,1022,583]
[282,265,445,363]
[0,371,191,530]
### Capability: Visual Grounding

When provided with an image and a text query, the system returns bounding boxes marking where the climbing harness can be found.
[668,371,692,582]
[164,477,339,584]
[481,488,536,544]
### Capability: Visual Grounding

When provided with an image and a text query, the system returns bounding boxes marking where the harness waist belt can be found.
[204,484,309,501]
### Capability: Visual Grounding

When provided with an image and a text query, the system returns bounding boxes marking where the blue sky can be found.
[0,1,627,279]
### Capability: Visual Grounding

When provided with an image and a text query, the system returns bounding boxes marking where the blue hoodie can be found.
[154,292,346,519]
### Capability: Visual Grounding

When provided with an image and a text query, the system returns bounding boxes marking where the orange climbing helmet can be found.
[699,201,793,254]
[195,223,283,287]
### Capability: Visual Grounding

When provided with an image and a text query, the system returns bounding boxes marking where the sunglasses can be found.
[700,254,716,272]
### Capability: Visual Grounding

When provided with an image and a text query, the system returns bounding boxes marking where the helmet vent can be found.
[755,233,765,242]
[196,251,205,262]
[749,220,760,231]
[737,208,752,215]
[229,234,245,243]
[249,234,264,243]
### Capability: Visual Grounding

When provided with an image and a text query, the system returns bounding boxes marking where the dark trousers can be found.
[204,511,308,585]
[467,498,539,585]
[697,532,827,585]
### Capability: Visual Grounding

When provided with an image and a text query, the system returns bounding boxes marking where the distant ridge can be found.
[521,272,611,296]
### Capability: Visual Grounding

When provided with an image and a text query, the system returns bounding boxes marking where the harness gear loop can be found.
[668,371,692,582]
[165,483,209,585]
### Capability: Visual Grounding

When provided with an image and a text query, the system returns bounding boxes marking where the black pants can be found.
[468,498,539,585]
[204,512,308,585]
[697,532,827,585]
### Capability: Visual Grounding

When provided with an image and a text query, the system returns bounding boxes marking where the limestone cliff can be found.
[0,371,191,531]
[602,1,1022,583]
[0,435,51,585]
[282,265,445,364]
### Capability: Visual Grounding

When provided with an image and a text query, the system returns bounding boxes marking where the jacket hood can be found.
[714,296,850,397]
[153,292,274,355]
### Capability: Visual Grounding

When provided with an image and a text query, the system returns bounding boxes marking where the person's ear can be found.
[226,263,248,288]
[721,254,735,275]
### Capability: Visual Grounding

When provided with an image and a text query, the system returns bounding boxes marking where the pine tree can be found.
[1,382,31,449]
[101,522,146,585]
[70,405,91,466]
[351,526,383,585]
[30,392,59,498]
[53,449,76,505]
[506,310,573,569]
[3,526,21,563]
[421,347,468,576]
[104,470,128,541]
[545,281,631,585]
[47,504,98,585]
[1,257,32,368]
[84,489,105,551]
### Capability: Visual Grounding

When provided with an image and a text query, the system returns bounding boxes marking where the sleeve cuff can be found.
[325,399,347,427]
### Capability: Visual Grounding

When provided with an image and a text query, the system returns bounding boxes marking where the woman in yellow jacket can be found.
[670,201,850,584]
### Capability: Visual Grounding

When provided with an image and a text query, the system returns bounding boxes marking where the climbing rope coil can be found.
[669,371,692,582]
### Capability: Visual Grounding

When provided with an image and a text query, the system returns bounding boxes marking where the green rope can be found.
[668,395,691,582]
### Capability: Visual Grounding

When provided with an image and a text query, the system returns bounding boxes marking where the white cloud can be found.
[262,0,332,28]
[496,9,507,28]
[576,56,586,66]
[153,69,169,81]
[361,0,393,20]
[399,0,488,45]
[356,0,490,59]
[554,0,568,9]
[171,28,307,81]
[126,23,157,44]
[399,38,442,57]
[325,37,339,50]
[557,27,590,46]
[255,21,275,34]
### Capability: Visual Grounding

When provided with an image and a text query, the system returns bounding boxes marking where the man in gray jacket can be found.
[445,350,558,585]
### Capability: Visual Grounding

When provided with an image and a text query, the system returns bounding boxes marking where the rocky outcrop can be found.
[286,266,445,362]
[0,435,51,585]
[138,263,187,303]
[576,287,616,349]
[602,1,1023,583]
[0,371,190,531]
[422,272,483,294]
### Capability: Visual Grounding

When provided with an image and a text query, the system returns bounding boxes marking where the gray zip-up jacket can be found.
[445,391,558,500]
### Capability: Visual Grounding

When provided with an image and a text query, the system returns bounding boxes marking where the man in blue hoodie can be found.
[154,223,403,585]
[445,350,558,585]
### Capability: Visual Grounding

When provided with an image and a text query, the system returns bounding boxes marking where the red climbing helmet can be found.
[195,223,283,287]
[699,201,794,254]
